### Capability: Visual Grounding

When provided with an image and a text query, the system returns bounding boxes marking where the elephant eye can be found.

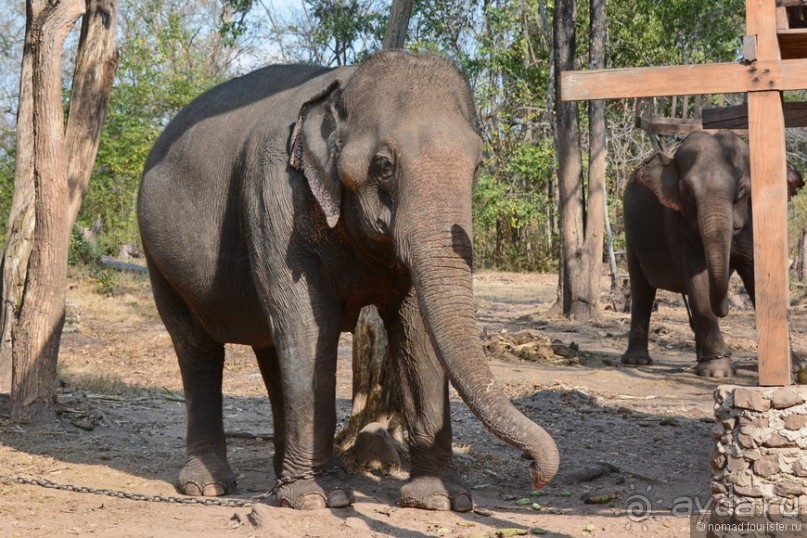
[370,155,395,184]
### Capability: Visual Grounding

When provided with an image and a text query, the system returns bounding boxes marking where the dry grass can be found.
[58,367,145,396]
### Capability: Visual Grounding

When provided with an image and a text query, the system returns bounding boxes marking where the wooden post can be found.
[747,0,792,385]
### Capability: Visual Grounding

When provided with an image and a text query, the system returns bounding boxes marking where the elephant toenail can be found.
[327,489,352,508]
[424,494,451,511]
[202,482,227,496]
[299,493,328,510]
[182,481,202,496]
[451,494,473,512]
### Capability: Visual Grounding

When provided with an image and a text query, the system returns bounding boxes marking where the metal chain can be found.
[696,351,732,362]
[0,466,343,508]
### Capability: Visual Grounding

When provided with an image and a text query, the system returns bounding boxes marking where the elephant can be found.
[621,130,802,378]
[138,50,559,512]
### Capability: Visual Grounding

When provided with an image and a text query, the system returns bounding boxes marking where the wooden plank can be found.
[778,29,807,58]
[560,59,807,101]
[748,90,792,386]
[777,6,791,29]
[748,0,781,60]
[702,101,807,128]
[634,115,702,135]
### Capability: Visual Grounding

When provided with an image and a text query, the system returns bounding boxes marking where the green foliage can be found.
[79,0,229,253]
[305,0,385,65]
[68,226,122,296]
[220,0,254,45]
[0,149,13,249]
[68,226,103,268]
[608,0,744,67]
[409,0,480,61]
[473,138,557,271]
[92,269,120,297]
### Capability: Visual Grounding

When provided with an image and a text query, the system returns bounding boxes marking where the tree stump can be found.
[335,306,404,470]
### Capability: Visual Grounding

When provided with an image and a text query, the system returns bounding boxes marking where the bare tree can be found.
[0,0,117,421]
[553,0,586,319]
[587,0,607,297]
[551,0,605,321]
[382,0,412,50]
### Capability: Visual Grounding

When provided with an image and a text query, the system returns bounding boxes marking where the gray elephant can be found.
[621,130,802,378]
[138,51,559,511]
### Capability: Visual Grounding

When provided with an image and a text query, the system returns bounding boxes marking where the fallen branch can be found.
[100,256,147,274]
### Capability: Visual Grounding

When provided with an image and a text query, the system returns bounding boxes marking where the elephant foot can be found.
[399,474,473,512]
[695,355,734,378]
[277,471,354,510]
[178,453,237,496]
[621,351,653,366]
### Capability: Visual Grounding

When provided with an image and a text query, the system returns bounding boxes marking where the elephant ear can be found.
[290,80,344,228]
[635,153,684,212]
[787,161,804,199]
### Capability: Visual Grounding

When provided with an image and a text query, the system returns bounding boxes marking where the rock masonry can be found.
[711,385,807,522]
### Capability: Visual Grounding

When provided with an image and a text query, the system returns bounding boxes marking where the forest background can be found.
[2,0,807,275]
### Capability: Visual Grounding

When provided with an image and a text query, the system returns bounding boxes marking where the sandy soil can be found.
[1,267,804,537]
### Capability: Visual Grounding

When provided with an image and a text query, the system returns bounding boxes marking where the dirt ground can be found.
[1,267,805,537]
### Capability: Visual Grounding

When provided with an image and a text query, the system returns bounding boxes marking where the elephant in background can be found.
[138,51,559,512]
[621,131,803,378]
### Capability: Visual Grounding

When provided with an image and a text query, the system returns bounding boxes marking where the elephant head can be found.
[290,51,559,488]
[635,131,803,318]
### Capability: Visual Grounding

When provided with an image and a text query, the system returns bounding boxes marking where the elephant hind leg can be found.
[622,254,656,367]
[173,330,234,496]
[147,265,235,496]
[253,346,286,478]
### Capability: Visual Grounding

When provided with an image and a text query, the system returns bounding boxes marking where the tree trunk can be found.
[382,0,412,50]
[1,0,117,422]
[553,0,590,321]
[0,14,37,394]
[343,1,411,465]
[65,0,119,231]
[585,0,606,315]
[336,306,404,461]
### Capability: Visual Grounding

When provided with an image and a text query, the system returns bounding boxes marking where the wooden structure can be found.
[562,0,807,386]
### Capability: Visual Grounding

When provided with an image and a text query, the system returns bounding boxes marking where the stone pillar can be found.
[710,385,807,527]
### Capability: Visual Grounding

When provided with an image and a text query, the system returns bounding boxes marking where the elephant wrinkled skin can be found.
[138,51,559,511]
[621,131,802,378]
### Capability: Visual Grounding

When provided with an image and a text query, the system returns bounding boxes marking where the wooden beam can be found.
[634,115,703,135]
[778,29,807,58]
[561,59,807,101]
[777,1,807,10]
[748,0,781,60]
[702,101,807,129]
[749,91,792,386]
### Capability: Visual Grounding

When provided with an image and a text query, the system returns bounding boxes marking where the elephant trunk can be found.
[699,208,732,318]
[398,198,559,489]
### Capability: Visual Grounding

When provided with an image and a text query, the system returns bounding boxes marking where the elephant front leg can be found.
[387,291,473,512]
[687,268,734,378]
[272,317,354,510]
[622,253,656,366]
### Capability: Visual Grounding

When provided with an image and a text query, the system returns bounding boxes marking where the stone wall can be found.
[710,385,807,522]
